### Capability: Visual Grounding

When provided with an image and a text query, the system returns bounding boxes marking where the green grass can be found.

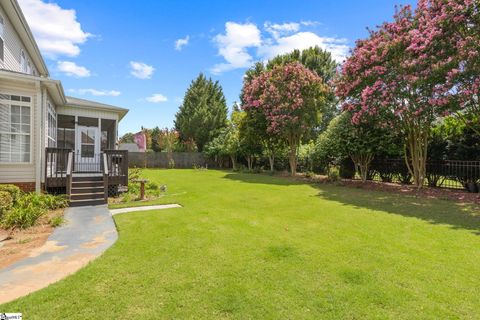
[2,169,480,319]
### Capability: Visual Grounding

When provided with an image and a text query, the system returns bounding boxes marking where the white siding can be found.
[56,105,119,121]
[0,78,38,183]
[0,4,39,76]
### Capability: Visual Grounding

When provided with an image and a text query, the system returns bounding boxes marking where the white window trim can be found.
[0,92,33,165]
[27,59,32,75]
[0,14,5,64]
[20,49,27,73]
[47,101,57,147]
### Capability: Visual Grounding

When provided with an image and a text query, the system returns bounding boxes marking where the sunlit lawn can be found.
[2,169,480,319]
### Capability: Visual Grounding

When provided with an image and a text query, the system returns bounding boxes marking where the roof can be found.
[65,96,129,120]
[119,143,144,153]
[3,0,49,76]
[0,1,129,121]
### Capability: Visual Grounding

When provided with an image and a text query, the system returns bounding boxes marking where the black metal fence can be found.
[367,159,480,192]
[73,153,102,172]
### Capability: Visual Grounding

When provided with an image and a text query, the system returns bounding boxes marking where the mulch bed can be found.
[0,208,64,270]
[341,179,480,205]
[276,171,480,205]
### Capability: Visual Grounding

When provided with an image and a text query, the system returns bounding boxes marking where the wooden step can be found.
[72,181,104,188]
[70,192,104,200]
[69,198,106,207]
[70,186,104,194]
[72,176,103,182]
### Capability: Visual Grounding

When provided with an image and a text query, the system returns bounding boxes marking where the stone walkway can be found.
[110,204,181,215]
[0,205,117,305]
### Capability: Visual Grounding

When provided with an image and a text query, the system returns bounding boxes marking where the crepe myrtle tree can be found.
[243,62,329,175]
[335,1,477,188]
[415,0,480,132]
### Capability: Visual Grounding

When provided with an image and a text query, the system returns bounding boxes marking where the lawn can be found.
[2,169,480,319]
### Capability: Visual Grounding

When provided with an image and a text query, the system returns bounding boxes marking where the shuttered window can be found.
[0,94,32,163]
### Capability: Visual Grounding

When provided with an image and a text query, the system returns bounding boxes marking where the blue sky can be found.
[19,0,415,135]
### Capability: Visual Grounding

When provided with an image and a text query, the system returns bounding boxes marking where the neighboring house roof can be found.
[119,143,144,153]
[65,96,129,120]
[2,0,49,77]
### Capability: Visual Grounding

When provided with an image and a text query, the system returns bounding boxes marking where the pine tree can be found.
[174,73,228,151]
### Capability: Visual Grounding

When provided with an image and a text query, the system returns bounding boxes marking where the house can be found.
[0,0,129,206]
[119,143,145,153]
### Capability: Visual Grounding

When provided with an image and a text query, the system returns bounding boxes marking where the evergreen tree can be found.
[174,73,228,151]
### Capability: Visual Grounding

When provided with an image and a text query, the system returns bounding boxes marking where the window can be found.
[20,50,27,73]
[47,102,57,147]
[101,119,115,150]
[0,94,31,163]
[57,115,75,150]
[0,15,4,62]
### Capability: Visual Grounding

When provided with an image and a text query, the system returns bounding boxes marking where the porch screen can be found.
[57,115,75,150]
[0,94,31,163]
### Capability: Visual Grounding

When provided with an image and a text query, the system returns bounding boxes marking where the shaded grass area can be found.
[2,169,480,319]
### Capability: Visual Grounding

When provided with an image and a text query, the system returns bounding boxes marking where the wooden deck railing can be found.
[45,147,72,189]
[45,148,129,193]
[102,153,109,201]
[104,149,129,186]
[66,151,73,197]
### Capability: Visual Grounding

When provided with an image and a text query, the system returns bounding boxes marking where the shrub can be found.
[121,192,133,203]
[146,181,161,197]
[16,193,68,211]
[327,167,341,182]
[305,171,315,178]
[252,167,262,174]
[49,216,65,227]
[2,206,47,229]
[0,184,21,202]
[0,191,13,215]
[339,158,355,179]
[1,192,68,229]
[128,166,142,182]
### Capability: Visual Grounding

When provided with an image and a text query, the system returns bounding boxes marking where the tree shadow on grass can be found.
[223,172,304,186]
[223,172,480,235]
[315,184,480,235]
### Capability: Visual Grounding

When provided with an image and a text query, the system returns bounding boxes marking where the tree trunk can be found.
[404,122,429,189]
[268,154,275,172]
[230,155,237,170]
[288,144,297,176]
[351,154,373,182]
[246,155,253,170]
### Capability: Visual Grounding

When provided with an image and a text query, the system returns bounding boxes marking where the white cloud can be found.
[211,22,262,74]
[258,32,349,63]
[300,20,320,27]
[146,93,168,103]
[264,22,300,39]
[129,61,155,79]
[175,35,190,51]
[211,20,349,73]
[69,88,121,97]
[57,61,90,77]
[18,0,91,58]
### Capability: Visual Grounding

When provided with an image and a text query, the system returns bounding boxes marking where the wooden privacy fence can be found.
[127,152,219,169]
